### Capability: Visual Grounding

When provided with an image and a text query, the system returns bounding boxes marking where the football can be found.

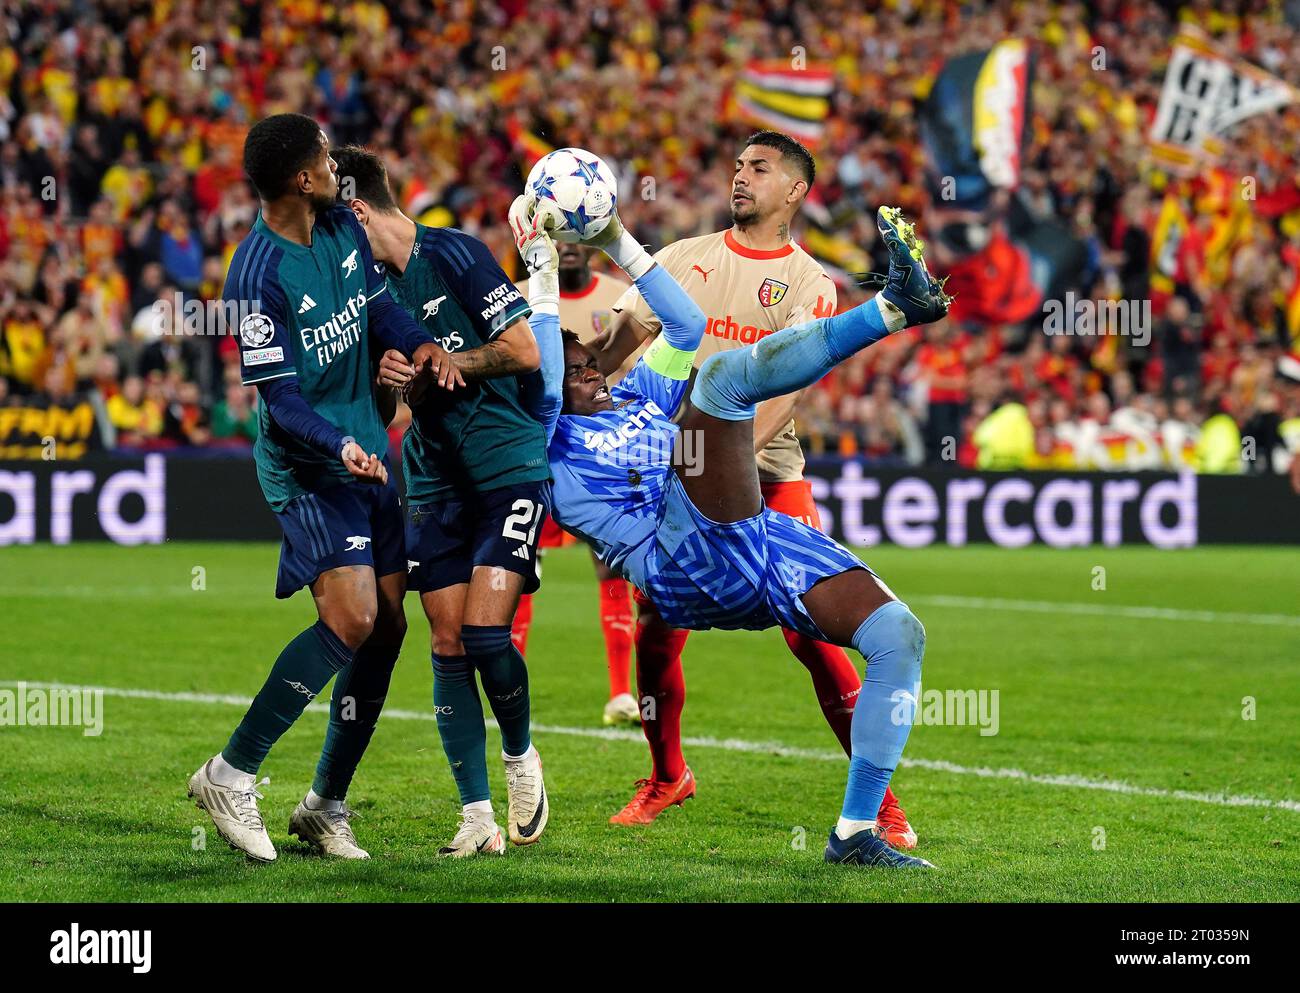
[526,147,618,243]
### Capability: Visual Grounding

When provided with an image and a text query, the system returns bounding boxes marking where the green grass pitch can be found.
[1,541,1297,902]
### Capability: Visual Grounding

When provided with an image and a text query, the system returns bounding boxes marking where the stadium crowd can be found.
[2,0,1299,472]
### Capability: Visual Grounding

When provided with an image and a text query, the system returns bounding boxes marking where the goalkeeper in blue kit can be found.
[510,195,950,867]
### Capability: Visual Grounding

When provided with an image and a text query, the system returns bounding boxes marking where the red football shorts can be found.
[760,478,823,530]
[538,514,578,549]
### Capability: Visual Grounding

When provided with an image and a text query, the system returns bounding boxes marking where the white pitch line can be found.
[5,680,1299,814]
[2,585,1296,629]
[912,594,1300,628]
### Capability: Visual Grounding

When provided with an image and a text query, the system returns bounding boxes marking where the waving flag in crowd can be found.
[506,116,554,170]
[731,59,835,146]
[1149,26,1299,173]
[918,39,1083,327]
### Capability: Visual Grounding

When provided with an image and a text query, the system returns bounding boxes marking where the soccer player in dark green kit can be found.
[188,115,455,862]
[334,146,550,856]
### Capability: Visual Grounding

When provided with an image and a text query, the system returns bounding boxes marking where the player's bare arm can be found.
[375,378,400,427]
[592,308,653,377]
[752,391,804,453]
[442,315,541,380]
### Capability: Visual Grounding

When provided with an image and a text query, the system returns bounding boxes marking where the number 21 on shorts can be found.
[502,499,543,544]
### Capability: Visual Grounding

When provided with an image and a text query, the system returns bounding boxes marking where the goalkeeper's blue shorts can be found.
[634,475,871,638]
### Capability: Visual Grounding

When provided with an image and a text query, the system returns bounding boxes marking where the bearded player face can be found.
[730,144,800,225]
[304,131,340,213]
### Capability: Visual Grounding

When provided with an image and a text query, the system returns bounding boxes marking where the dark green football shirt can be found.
[224,206,392,511]
[385,224,548,503]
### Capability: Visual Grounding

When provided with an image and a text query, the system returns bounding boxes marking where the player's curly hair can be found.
[743,130,816,189]
[243,113,325,200]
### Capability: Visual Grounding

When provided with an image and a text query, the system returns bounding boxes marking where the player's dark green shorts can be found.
[273,469,406,598]
[404,481,551,595]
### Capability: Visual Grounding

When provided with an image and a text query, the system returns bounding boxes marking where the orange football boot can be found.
[609,767,696,825]
[876,788,918,850]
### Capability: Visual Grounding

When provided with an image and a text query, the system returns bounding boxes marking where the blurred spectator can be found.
[1161,396,1201,469]
[851,377,924,465]
[0,295,49,389]
[911,322,969,465]
[211,379,258,446]
[1156,297,1203,399]
[1196,398,1243,474]
[106,375,162,445]
[973,399,1034,470]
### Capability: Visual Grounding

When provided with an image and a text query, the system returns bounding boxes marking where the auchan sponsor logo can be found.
[704,314,776,344]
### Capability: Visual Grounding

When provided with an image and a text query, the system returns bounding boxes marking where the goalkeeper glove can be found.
[585,210,654,280]
[509,193,559,311]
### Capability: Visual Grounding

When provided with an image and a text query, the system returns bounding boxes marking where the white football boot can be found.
[602,692,642,726]
[504,746,549,845]
[187,757,276,862]
[288,800,370,859]
[437,813,506,858]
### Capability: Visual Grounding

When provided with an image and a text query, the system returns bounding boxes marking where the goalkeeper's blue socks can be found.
[222,621,354,775]
[690,296,900,421]
[431,652,491,804]
[462,625,532,758]
[311,640,401,801]
[838,600,925,835]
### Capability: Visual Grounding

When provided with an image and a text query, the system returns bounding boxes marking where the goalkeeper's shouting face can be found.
[561,332,614,416]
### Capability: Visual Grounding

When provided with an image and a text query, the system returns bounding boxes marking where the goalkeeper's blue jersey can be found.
[545,350,869,637]
[546,360,688,586]
[534,264,867,637]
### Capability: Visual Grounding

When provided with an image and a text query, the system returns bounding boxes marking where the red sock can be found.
[599,578,634,698]
[511,593,534,657]
[781,629,861,757]
[634,605,690,782]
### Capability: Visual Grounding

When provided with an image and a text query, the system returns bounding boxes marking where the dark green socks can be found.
[462,624,531,758]
[223,620,354,775]
[312,640,401,800]
[431,625,533,806]
[432,652,490,804]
